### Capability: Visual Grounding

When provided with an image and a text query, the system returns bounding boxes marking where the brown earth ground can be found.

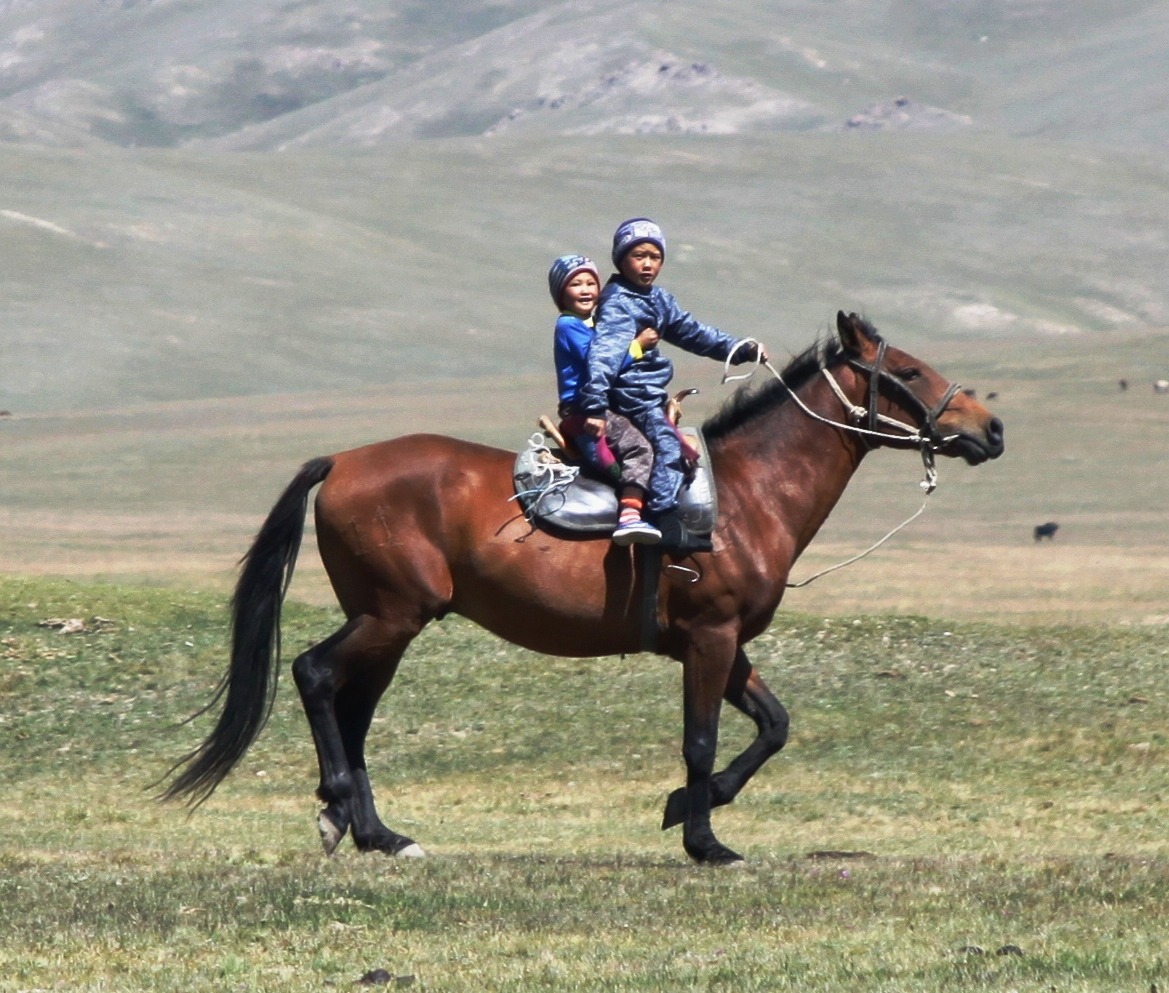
[2,334,1166,625]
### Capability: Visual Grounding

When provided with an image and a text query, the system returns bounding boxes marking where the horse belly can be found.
[451,524,649,658]
[466,605,642,658]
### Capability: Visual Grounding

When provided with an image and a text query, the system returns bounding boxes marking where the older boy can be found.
[577,219,766,553]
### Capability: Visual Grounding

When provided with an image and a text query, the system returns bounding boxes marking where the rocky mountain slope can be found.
[1,0,1166,149]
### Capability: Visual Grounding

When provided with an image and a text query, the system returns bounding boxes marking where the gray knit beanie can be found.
[548,254,601,309]
[611,217,666,267]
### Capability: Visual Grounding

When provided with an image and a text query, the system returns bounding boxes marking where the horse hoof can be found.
[705,848,745,866]
[318,811,347,856]
[661,787,687,830]
[396,842,427,858]
[686,841,744,866]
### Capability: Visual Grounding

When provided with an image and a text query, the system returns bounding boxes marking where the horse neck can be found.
[710,364,868,554]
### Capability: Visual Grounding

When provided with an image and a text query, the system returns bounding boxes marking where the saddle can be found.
[512,421,717,538]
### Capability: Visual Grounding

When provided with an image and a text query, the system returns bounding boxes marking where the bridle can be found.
[724,337,964,494]
[843,339,964,456]
[720,337,966,588]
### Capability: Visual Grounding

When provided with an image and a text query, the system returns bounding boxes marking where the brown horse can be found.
[164,311,1004,864]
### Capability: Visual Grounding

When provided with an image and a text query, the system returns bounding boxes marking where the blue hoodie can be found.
[554,312,640,409]
[578,275,743,417]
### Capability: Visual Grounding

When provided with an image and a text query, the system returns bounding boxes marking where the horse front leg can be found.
[291,614,424,858]
[662,648,789,830]
[677,630,743,865]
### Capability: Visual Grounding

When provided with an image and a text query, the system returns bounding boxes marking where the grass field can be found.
[2,317,1167,992]
[2,575,1167,992]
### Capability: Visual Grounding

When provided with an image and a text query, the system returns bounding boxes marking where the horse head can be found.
[836,310,1004,465]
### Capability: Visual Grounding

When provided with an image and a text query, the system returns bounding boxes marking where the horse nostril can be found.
[988,417,1004,445]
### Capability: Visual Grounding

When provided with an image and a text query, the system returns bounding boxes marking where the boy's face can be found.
[562,271,599,317]
[619,243,664,289]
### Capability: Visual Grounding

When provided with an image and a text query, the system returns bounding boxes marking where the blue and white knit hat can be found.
[611,217,666,266]
[548,254,601,309]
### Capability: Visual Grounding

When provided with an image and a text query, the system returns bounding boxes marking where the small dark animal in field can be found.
[0,410,10,417]
[1119,379,1128,391]
[1033,521,1059,541]
[1155,379,1169,394]
[985,391,998,400]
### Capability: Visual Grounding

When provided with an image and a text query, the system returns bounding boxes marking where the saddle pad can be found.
[512,427,717,535]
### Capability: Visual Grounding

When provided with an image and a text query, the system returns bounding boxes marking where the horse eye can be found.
[894,368,921,382]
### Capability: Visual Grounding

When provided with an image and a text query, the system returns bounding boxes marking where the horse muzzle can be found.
[941,415,1005,465]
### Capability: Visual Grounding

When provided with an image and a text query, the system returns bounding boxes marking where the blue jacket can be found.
[578,275,743,417]
[554,312,636,409]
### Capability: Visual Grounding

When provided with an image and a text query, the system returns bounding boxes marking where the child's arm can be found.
[554,314,597,408]
[629,327,660,360]
[656,289,742,360]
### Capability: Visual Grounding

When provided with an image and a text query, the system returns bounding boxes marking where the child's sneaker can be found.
[612,518,662,546]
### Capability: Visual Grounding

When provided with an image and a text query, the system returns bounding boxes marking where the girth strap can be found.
[638,546,662,654]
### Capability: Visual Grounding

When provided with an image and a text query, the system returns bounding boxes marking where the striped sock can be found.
[618,496,643,526]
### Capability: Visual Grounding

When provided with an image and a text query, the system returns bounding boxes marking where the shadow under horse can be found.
[163,311,1005,864]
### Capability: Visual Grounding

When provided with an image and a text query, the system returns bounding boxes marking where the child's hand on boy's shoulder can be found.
[635,327,660,350]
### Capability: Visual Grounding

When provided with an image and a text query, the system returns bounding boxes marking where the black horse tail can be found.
[160,456,335,807]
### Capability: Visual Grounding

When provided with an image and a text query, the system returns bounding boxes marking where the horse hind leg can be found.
[662,649,789,831]
[335,680,425,857]
[292,614,425,857]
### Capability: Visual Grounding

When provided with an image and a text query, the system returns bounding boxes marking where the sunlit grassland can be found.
[1,576,1166,992]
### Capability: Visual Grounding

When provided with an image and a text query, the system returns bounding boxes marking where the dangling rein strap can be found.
[783,491,931,588]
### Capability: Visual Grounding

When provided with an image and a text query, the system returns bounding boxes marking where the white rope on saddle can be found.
[720,339,942,588]
[510,432,581,520]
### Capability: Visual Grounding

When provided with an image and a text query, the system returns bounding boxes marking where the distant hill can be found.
[1,0,1168,414]
[2,0,1168,149]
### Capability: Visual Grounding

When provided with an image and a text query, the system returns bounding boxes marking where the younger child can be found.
[549,253,662,546]
[577,219,767,553]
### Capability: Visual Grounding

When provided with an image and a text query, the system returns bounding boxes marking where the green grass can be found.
[2,576,1167,991]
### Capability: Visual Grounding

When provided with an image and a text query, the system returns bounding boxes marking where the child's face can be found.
[562,271,599,317]
[619,243,664,289]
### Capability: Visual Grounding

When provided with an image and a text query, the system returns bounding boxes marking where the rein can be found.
[721,338,964,588]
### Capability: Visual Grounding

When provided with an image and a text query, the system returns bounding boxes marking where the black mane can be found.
[702,320,883,442]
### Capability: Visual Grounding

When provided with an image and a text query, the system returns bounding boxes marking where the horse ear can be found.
[836,310,868,353]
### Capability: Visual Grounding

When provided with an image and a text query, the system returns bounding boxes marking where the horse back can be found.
[315,432,515,554]
[311,434,648,654]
